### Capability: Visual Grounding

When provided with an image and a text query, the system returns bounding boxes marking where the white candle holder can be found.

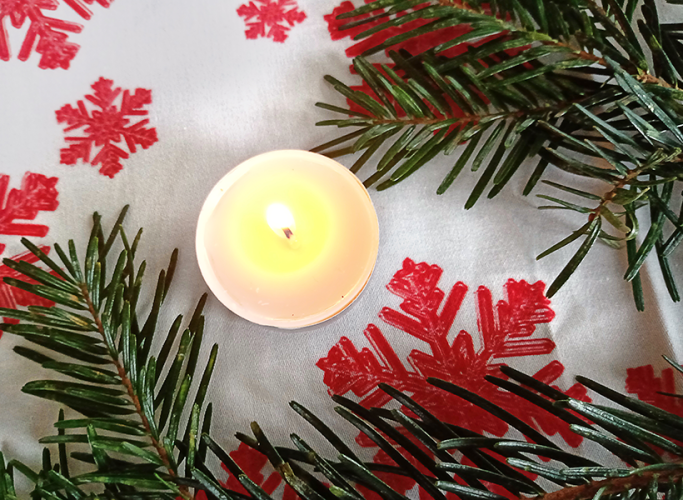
[196,150,379,329]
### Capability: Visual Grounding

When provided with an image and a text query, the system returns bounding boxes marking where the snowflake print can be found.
[317,258,586,438]
[0,0,112,69]
[324,2,528,118]
[0,172,59,254]
[0,246,56,339]
[317,258,590,500]
[325,1,475,59]
[625,364,683,416]
[56,77,158,178]
[237,0,306,43]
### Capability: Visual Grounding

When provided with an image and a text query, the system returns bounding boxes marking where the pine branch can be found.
[315,0,683,308]
[191,355,683,500]
[79,279,180,490]
[4,212,683,500]
[0,207,216,500]
[540,465,683,500]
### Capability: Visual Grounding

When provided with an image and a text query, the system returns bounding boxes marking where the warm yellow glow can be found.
[266,203,296,239]
[200,151,380,325]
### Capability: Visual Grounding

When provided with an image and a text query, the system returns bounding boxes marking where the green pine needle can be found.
[4,209,683,500]
[313,0,683,308]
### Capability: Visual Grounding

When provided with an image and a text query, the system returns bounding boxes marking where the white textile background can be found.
[0,0,681,496]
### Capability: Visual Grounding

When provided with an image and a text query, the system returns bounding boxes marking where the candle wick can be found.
[282,227,300,249]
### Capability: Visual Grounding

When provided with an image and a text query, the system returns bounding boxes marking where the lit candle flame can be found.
[266,203,299,248]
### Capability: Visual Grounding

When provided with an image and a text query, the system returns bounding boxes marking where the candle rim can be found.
[196,149,379,329]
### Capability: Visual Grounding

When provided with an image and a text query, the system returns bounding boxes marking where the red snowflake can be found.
[0,172,59,254]
[317,258,590,500]
[339,62,467,126]
[0,0,111,69]
[625,364,683,416]
[220,443,302,500]
[325,1,477,59]
[56,77,158,178]
[0,246,56,339]
[237,0,306,43]
[324,2,528,119]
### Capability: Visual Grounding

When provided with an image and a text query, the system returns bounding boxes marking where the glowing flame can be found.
[266,203,296,239]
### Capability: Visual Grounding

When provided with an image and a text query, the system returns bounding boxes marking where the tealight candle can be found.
[196,150,379,328]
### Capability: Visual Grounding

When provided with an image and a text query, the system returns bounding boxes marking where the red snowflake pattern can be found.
[339,62,468,127]
[325,1,478,59]
[324,2,528,119]
[0,172,59,254]
[237,0,306,43]
[0,246,56,339]
[625,364,683,416]
[317,258,590,500]
[0,0,111,69]
[56,77,158,178]
[220,443,302,500]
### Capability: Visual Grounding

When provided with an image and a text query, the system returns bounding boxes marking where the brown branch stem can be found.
[544,41,608,67]
[80,283,192,500]
[368,93,589,126]
[528,468,683,500]
[433,0,610,67]
[429,0,669,87]
[590,157,667,222]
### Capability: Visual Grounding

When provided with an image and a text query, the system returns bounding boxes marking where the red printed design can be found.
[237,0,306,43]
[325,2,526,119]
[0,247,56,339]
[346,62,469,124]
[325,1,478,59]
[0,0,112,69]
[56,78,158,178]
[317,258,589,500]
[626,365,683,416]
[0,172,59,254]
[220,443,301,500]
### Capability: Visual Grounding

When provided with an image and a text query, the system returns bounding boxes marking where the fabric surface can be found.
[0,0,682,496]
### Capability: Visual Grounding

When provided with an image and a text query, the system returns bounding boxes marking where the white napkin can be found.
[0,1,680,496]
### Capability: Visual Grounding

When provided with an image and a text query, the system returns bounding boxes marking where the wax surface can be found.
[205,154,377,323]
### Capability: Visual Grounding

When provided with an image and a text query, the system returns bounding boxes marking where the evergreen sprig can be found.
[0,207,217,500]
[314,0,683,308]
[3,211,683,500]
[193,357,683,500]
